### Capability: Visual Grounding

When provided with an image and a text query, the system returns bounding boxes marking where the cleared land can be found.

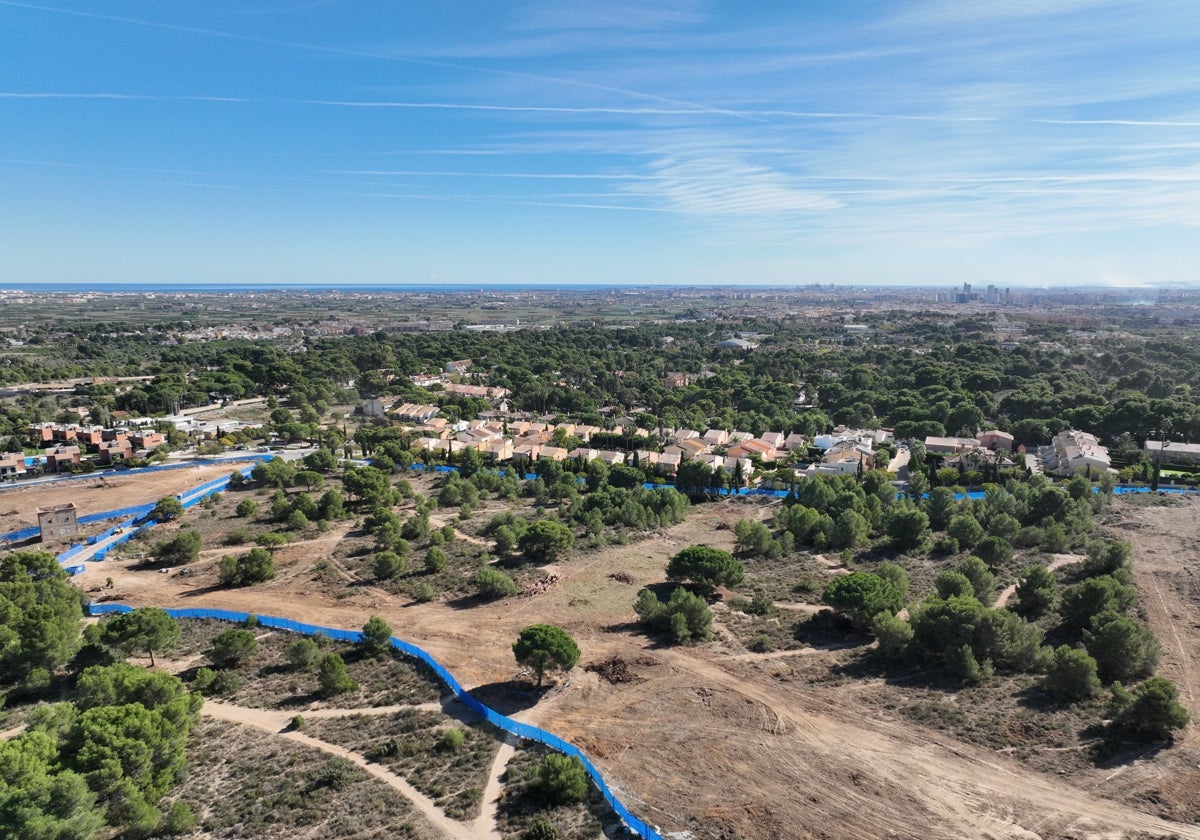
[0,462,241,534]
[61,484,1200,840]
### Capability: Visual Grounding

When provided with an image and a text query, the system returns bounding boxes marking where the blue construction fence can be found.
[0,463,262,574]
[88,603,664,840]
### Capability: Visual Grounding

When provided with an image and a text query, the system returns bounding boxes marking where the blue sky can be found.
[2,1,1198,287]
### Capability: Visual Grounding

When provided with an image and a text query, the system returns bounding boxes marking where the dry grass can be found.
[306,709,502,821]
[495,741,631,840]
[157,618,444,709]
[167,718,443,840]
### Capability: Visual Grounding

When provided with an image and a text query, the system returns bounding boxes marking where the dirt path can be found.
[202,700,495,840]
[474,735,517,838]
[426,513,490,548]
[993,553,1086,608]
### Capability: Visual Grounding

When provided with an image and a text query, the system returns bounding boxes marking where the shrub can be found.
[974,536,1013,567]
[359,615,393,657]
[218,547,275,587]
[527,754,587,806]
[1043,645,1101,702]
[522,818,560,840]
[518,519,575,562]
[872,611,914,659]
[1060,575,1136,630]
[153,530,201,567]
[209,628,258,668]
[222,528,252,547]
[667,546,744,593]
[957,556,997,606]
[634,587,712,644]
[317,653,358,696]
[161,801,195,835]
[933,570,975,600]
[413,582,436,603]
[473,567,518,600]
[1010,565,1058,619]
[373,551,406,581]
[825,572,903,627]
[285,638,320,669]
[425,546,446,573]
[1083,611,1160,684]
[748,634,774,653]
[440,728,466,751]
[1108,677,1191,741]
[235,499,258,518]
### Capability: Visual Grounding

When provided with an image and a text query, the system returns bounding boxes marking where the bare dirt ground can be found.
[65,493,1200,840]
[0,462,240,535]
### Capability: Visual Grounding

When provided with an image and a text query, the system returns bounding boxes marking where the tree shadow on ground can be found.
[467,680,544,716]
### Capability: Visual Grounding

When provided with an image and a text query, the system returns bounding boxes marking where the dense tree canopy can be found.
[0,551,83,683]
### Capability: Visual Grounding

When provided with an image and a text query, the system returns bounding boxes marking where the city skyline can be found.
[3,1,1199,287]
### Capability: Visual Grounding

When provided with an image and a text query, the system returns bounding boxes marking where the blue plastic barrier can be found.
[87,603,664,840]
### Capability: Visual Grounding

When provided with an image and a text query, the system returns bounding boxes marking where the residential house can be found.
[702,429,730,447]
[801,459,862,478]
[727,438,779,463]
[442,382,510,400]
[27,423,56,443]
[596,450,626,466]
[823,440,874,469]
[1144,440,1200,465]
[977,430,1015,452]
[665,438,708,460]
[782,432,807,451]
[483,440,514,461]
[573,424,600,442]
[74,427,106,449]
[97,439,133,465]
[567,447,599,463]
[44,445,81,472]
[445,359,472,374]
[395,404,441,423]
[537,446,569,462]
[655,452,681,476]
[512,443,541,462]
[129,430,165,451]
[759,431,785,450]
[363,395,403,417]
[50,425,81,443]
[1050,429,1113,476]
[663,372,690,389]
[0,452,27,479]
[923,435,981,454]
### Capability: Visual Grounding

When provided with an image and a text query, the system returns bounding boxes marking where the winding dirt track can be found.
[201,700,493,840]
[71,496,1200,840]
